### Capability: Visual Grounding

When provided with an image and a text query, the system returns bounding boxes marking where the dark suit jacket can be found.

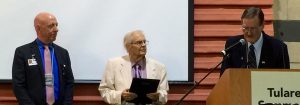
[12,40,74,105]
[220,32,290,75]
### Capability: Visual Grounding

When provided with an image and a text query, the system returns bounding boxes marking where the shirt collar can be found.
[131,58,146,69]
[36,38,54,48]
[247,32,263,49]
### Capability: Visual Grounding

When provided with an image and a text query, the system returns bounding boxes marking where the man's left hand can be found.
[146,92,159,101]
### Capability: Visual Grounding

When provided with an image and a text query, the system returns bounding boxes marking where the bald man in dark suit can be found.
[12,12,74,105]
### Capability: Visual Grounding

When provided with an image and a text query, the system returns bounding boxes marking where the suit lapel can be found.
[29,41,45,82]
[240,42,247,68]
[53,45,62,71]
[259,34,272,68]
[235,37,248,68]
[120,56,132,87]
[53,44,65,91]
[146,58,157,79]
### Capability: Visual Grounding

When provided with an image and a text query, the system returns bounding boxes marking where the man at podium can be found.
[98,30,169,105]
[220,7,290,75]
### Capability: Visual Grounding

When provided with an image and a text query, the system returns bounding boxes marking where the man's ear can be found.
[125,44,131,52]
[34,24,40,32]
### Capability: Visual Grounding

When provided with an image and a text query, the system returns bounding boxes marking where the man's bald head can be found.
[34,12,56,31]
[34,12,59,44]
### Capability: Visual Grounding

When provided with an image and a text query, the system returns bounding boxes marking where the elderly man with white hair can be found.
[99,30,169,105]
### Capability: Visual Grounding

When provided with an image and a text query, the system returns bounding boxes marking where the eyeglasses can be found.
[241,26,260,32]
[131,40,149,46]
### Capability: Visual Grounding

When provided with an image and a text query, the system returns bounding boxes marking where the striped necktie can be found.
[133,64,141,78]
[44,45,54,105]
[248,45,257,68]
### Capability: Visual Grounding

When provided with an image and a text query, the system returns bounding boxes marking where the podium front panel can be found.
[251,71,300,105]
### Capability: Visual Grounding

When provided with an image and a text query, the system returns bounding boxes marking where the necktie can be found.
[133,64,141,78]
[44,46,54,105]
[248,45,257,68]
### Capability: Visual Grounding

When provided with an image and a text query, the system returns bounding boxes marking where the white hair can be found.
[123,30,144,51]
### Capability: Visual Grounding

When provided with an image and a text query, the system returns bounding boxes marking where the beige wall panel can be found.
[286,42,300,69]
[273,0,288,20]
[287,0,300,20]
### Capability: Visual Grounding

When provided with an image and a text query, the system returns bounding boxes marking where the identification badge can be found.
[28,59,38,66]
[45,74,53,86]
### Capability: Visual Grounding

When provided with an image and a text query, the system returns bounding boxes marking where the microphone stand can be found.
[173,54,228,105]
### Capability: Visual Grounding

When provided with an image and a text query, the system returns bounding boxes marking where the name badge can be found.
[45,74,53,86]
[28,59,38,66]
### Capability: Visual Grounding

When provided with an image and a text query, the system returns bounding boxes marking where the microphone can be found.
[173,54,229,105]
[174,39,245,105]
[221,39,246,56]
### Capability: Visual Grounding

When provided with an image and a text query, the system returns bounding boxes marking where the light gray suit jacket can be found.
[98,55,169,105]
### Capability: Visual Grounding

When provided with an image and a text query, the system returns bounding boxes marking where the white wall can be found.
[0,0,189,81]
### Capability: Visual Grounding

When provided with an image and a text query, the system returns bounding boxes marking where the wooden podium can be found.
[206,69,300,105]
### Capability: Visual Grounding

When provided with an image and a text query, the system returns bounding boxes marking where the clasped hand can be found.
[121,89,159,101]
